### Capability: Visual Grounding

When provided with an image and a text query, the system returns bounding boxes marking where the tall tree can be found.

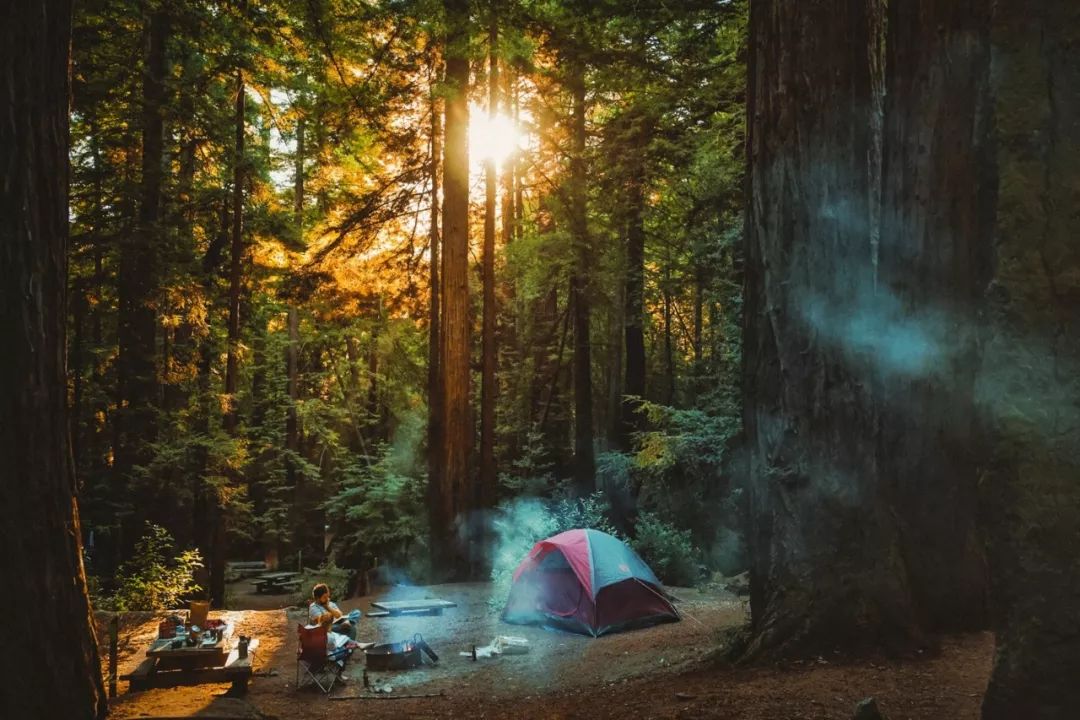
[224,0,248,436]
[568,56,595,495]
[114,1,169,547]
[480,9,499,511]
[879,0,991,631]
[620,111,651,450]
[981,0,1080,715]
[742,0,917,656]
[0,0,107,716]
[427,45,443,528]
[432,0,473,578]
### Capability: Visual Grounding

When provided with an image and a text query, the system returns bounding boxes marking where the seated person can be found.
[309,583,358,642]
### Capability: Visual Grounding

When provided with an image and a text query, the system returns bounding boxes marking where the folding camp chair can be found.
[296,624,353,694]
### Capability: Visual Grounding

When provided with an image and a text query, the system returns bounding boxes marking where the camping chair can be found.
[296,624,353,694]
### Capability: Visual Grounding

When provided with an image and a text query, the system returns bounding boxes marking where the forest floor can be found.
[99,581,993,719]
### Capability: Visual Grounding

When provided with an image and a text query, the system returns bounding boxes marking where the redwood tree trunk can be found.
[480,13,499,513]
[621,130,647,450]
[0,2,107,715]
[426,47,443,528]
[980,1,1080,715]
[742,0,918,657]
[878,0,992,632]
[432,0,472,579]
[568,59,595,495]
[224,44,246,436]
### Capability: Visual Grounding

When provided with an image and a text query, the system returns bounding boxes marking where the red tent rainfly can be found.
[502,528,680,636]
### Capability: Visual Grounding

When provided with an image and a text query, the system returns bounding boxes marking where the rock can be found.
[723,571,750,596]
[853,697,889,720]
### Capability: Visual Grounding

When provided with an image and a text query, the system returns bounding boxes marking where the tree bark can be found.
[427,46,443,531]
[878,0,992,632]
[568,59,595,495]
[980,1,1080,715]
[432,0,472,579]
[621,118,648,450]
[742,0,918,657]
[480,13,498,512]
[0,1,107,715]
[223,0,247,436]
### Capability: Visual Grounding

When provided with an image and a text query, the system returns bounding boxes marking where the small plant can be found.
[630,512,700,587]
[109,522,204,611]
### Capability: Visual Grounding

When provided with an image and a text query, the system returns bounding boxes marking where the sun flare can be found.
[468,105,521,167]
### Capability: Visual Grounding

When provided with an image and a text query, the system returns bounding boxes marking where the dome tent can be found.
[502,528,680,636]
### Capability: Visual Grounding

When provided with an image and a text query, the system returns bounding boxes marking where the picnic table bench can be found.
[123,630,258,694]
[225,561,269,581]
[251,571,301,594]
[367,599,457,617]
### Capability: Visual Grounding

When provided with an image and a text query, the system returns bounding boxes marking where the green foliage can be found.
[498,428,557,496]
[291,560,352,608]
[324,443,426,568]
[629,511,700,587]
[105,523,204,611]
[489,492,620,608]
[67,0,747,591]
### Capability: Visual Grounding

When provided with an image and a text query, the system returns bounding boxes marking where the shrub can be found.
[488,491,619,608]
[630,512,700,587]
[292,560,352,607]
[107,523,203,611]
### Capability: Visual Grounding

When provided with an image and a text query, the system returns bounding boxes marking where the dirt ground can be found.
[100,580,993,719]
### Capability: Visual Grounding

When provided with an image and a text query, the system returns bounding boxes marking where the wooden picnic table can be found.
[123,625,257,694]
[251,571,302,594]
[368,599,457,617]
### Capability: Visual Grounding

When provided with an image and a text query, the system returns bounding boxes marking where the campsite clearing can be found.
[99,581,992,719]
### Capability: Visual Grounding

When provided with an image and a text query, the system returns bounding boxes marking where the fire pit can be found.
[364,633,436,671]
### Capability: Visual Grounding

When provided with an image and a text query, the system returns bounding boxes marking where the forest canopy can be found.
[68,0,747,599]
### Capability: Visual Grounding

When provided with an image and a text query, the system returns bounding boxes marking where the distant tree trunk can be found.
[501,70,517,248]
[164,50,201,414]
[981,1,1080,716]
[0,2,107,715]
[662,270,675,405]
[480,13,498,512]
[606,281,623,446]
[284,307,301,564]
[285,308,300,460]
[878,0,992,632]
[115,4,168,522]
[621,120,648,450]
[214,0,247,605]
[294,114,305,226]
[427,47,443,523]
[286,105,304,545]
[502,68,521,455]
[693,264,704,367]
[514,84,525,239]
[742,0,918,658]
[224,0,247,436]
[367,300,381,440]
[568,59,595,495]
[432,0,472,579]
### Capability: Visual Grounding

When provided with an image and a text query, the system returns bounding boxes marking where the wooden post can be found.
[108,615,118,698]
